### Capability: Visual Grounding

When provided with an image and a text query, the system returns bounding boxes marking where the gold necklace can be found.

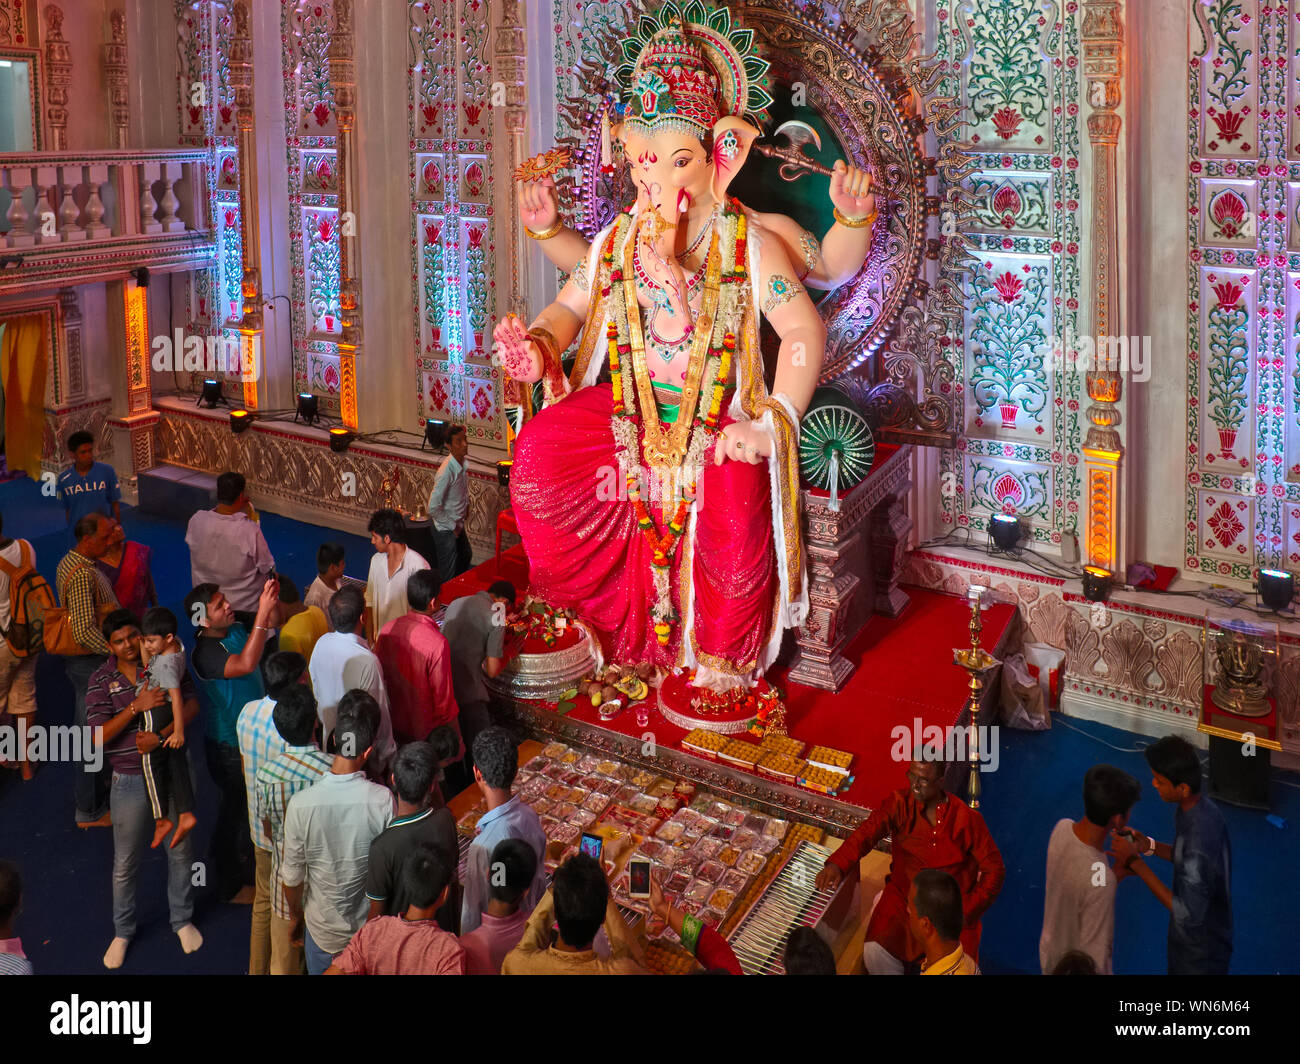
[621,226,722,470]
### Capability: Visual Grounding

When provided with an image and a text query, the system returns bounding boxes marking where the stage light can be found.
[230,409,253,434]
[989,513,1022,553]
[1258,568,1294,612]
[130,266,150,288]
[497,459,513,487]
[198,378,223,408]
[1082,565,1112,602]
[295,392,319,425]
[423,418,446,450]
[328,427,353,453]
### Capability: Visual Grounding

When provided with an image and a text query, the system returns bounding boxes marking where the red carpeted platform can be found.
[443,546,1014,813]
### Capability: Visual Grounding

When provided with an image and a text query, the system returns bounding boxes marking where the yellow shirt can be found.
[501,890,647,975]
[921,944,980,975]
[278,605,329,662]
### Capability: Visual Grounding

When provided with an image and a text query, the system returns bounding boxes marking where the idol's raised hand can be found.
[829,160,875,222]
[519,175,560,235]
[493,314,543,383]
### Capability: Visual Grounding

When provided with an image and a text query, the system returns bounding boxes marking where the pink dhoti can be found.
[511,383,776,671]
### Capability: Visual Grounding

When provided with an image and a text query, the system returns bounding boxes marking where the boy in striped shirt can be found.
[255,684,331,975]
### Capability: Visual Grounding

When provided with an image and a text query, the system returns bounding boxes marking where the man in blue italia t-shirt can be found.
[57,431,121,542]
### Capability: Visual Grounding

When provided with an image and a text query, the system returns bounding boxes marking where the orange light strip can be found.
[340,353,358,431]
[124,283,150,413]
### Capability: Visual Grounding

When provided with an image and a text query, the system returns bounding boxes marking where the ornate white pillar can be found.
[230,0,265,411]
[43,5,70,151]
[330,0,362,430]
[1081,0,1126,575]
[104,10,129,149]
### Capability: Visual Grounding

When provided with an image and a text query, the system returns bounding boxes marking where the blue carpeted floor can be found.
[0,474,1296,974]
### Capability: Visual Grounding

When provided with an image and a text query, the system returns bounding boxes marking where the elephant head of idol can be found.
[611,4,772,239]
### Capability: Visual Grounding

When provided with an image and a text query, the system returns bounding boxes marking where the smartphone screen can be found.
[579,832,603,862]
[628,858,651,898]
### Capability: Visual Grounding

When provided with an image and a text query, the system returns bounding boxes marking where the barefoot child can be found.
[137,607,198,849]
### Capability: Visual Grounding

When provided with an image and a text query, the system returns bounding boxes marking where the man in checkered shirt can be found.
[254,684,331,975]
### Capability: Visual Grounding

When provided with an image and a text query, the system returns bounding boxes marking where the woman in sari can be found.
[96,521,157,617]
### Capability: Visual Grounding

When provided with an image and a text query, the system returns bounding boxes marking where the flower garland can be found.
[604,200,749,646]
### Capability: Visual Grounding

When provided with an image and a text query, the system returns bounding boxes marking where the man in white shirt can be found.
[426,425,472,586]
[280,691,394,975]
[185,472,275,612]
[364,509,429,641]
[308,584,396,775]
[1039,763,1141,975]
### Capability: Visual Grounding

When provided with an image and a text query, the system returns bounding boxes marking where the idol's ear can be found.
[709,117,759,204]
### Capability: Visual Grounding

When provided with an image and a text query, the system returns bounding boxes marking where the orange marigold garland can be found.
[607,201,747,647]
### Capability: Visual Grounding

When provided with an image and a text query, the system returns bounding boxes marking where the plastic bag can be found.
[1000,652,1049,730]
[1024,642,1066,709]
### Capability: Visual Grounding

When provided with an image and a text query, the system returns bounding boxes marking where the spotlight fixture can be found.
[497,459,513,488]
[198,378,226,408]
[988,513,1022,553]
[1082,565,1112,603]
[295,392,319,425]
[328,427,353,453]
[1257,568,1295,612]
[422,418,446,450]
[130,266,150,288]
[230,409,253,434]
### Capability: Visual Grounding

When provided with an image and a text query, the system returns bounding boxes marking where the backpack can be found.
[0,540,59,657]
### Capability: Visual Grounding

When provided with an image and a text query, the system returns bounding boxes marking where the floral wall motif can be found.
[940,0,1084,549]
[408,1,506,447]
[1184,0,1297,583]
[285,0,341,412]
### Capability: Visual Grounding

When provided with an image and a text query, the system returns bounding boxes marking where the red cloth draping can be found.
[511,383,775,669]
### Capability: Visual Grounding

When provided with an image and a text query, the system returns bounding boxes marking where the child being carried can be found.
[134,607,198,849]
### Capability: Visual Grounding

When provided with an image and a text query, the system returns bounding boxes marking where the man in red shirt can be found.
[815,753,1004,974]
[373,570,459,748]
[326,843,465,975]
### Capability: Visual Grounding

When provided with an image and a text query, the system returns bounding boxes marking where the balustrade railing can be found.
[0,149,214,291]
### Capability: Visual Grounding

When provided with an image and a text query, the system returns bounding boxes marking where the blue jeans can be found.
[110,769,197,939]
[303,925,335,975]
[69,654,109,821]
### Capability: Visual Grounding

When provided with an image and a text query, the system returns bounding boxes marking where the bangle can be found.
[833,206,876,229]
[525,220,565,241]
[1145,836,1158,857]
[527,327,560,364]
[253,625,269,632]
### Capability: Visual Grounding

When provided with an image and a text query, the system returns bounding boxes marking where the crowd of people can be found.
[0,433,1235,975]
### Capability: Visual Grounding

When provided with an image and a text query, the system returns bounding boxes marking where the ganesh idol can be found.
[493,1,878,695]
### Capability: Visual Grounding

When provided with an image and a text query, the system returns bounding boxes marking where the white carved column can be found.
[229,0,265,411]
[330,0,362,430]
[1081,0,1126,575]
[43,5,70,151]
[104,10,129,149]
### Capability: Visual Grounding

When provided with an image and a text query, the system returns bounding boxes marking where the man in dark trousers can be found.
[1110,735,1233,975]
